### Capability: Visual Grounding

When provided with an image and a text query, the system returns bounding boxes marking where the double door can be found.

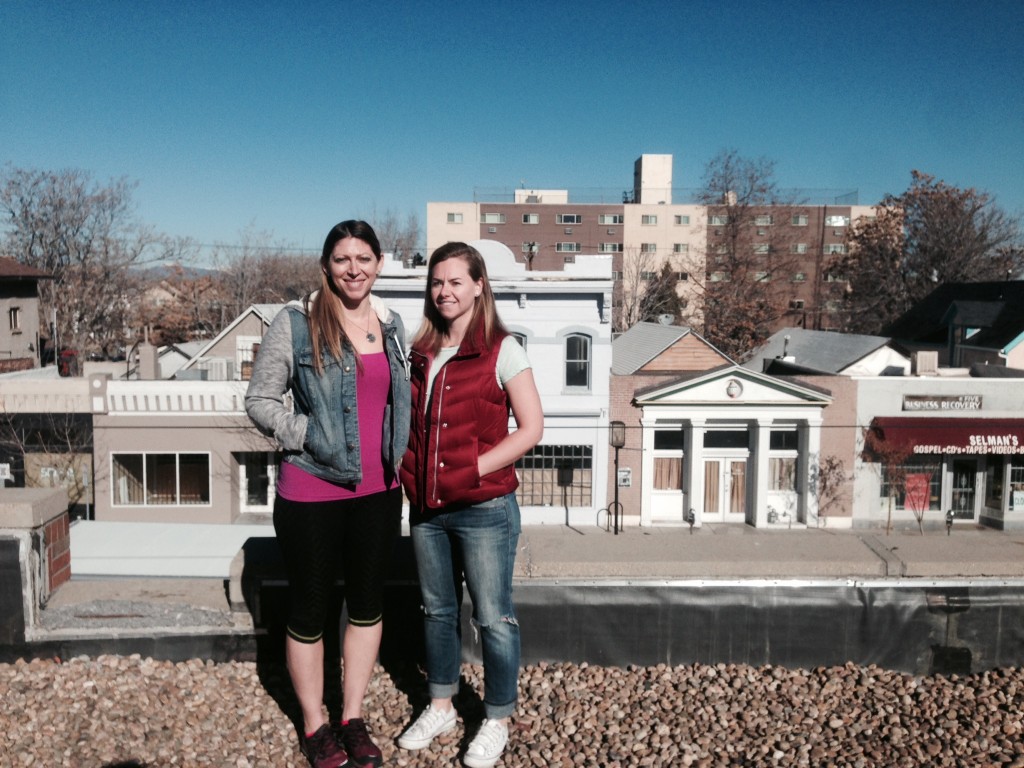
[703,456,747,523]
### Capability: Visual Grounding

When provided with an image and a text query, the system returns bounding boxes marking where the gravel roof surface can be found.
[1,655,1022,767]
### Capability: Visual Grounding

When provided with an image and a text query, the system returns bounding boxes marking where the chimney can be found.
[137,326,161,380]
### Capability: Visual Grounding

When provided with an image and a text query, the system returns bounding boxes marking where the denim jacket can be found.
[245,294,411,485]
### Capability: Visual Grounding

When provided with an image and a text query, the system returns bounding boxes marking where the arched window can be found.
[565,333,591,390]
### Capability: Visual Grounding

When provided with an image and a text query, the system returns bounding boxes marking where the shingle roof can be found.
[0,257,53,280]
[611,322,692,375]
[742,328,892,374]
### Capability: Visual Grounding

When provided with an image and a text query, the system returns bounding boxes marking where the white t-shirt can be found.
[424,335,531,410]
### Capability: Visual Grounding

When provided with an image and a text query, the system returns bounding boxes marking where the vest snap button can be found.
[439,461,445,467]
[347,443,355,451]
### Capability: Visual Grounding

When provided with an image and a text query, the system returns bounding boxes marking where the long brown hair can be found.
[307,220,382,374]
[412,242,507,355]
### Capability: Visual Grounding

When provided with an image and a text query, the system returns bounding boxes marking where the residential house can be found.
[0,257,52,373]
[883,280,1024,369]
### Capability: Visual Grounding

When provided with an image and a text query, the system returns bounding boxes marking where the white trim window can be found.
[239,452,276,512]
[825,215,850,227]
[481,212,506,224]
[447,212,463,224]
[791,243,808,254]
[599,214,624,225]
[112,452,211,506]
[641,243,657,253]
[674,215,690,225]
[754,215,774,226]
[653,429,685,490]
[673,243,689,253]
[565,333,591,390]
[710,215,729,226]
[522,213,540,224]
[556,242,581,253]
[791,214,809,226]
[556,213,582,224]
[641,214,658,225]
[599,243,623,253]
[237,335,262,381]
[825,243,847,254]
[515,445,593,507]
[768,431,798,492]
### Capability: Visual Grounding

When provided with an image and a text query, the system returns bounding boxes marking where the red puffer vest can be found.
[400,330,518,510]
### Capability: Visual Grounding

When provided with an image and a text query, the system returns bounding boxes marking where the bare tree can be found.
[688,150,806,359]
[614,250,684,330]
[206,225,320,321]
[835,171,1022,334]
[0,166,164,359]
[810,454,848,525]
[0,411,92,514]
[358,206,422,264]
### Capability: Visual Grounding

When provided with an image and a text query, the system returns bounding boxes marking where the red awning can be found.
[870,417,1024,456]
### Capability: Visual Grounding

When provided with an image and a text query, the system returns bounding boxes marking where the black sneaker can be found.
[338,718,383,768]
[300,723,350,768]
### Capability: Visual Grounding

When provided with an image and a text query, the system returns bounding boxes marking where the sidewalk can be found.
[40,523,1024,627]
[14,521,1023,671]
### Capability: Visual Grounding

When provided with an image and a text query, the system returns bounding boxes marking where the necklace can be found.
[342,308,376,343]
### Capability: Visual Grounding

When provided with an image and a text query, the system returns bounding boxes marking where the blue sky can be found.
[2,0,1022,257]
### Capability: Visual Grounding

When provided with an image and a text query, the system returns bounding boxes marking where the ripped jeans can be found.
[410,492,521,719]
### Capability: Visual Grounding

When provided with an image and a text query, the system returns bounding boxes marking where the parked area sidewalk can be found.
[33,521,1024,642]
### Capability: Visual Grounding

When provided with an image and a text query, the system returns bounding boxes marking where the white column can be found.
[803,415,823,526]
[686,418,706,528]
[752,418,772,527]
[639,417,655,527]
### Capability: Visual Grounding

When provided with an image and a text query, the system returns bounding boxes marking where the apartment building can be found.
[427,154,875,333]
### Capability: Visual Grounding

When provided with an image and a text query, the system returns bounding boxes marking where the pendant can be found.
[366,332,376,343]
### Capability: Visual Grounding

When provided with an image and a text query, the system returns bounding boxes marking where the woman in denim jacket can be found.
[246,220,410,768]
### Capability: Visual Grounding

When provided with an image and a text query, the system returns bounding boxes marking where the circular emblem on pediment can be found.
[726,379,743,399]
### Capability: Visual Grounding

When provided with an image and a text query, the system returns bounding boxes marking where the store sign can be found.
[873,417,1024,456]
[903,395,982,411]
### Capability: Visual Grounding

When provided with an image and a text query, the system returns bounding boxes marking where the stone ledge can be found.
[0,488,70,529]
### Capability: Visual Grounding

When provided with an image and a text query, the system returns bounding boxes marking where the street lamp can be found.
[609,421,625,534]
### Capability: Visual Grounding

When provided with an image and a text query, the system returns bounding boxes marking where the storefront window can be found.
[880,459,941,510]
[985,457,1004,509]
[1009,460,1024,510]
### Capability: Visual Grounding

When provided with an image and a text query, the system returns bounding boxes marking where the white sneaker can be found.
[397,704,457,750]
[463,718,508,768]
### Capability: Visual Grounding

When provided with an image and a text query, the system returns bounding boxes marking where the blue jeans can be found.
[410,493,521,720]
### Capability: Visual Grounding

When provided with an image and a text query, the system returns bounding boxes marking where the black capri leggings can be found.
[273,486,402,643]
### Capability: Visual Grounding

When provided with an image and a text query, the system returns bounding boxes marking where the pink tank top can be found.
[277,352,398,502]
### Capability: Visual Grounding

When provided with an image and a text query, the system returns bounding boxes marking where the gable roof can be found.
[612,322,731,375]
[742,327,895,374]
[885,281,1024,350]
[178,304,285,373]
[0,257,54,281]
[633,364,832,405]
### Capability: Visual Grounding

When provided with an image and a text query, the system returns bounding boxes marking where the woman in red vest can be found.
[398,242,543,768]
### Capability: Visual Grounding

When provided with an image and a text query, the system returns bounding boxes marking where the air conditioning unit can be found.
[913,350,939,375]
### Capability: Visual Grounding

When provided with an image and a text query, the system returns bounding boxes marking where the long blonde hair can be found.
[412,242,507,355]
[307,220,382,374]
